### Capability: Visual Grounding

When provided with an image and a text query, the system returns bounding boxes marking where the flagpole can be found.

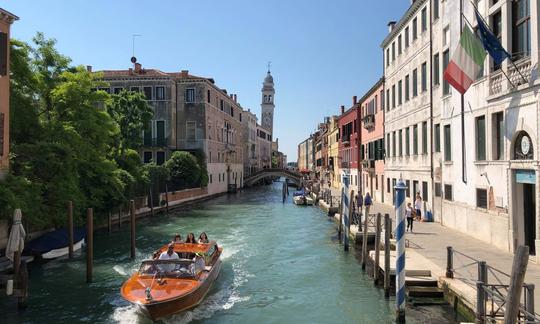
[469,0,527,85]
[460,0,467,184]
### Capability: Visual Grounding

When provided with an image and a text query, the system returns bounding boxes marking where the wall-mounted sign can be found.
[516,169,535,184]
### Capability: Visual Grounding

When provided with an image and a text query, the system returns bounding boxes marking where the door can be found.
[523,183,536,255]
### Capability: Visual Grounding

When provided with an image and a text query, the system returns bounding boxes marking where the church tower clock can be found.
[261,69,275,134]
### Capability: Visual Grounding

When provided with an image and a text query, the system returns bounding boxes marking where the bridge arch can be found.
[244,168,303,187]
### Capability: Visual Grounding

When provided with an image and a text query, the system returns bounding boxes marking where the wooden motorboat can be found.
[120,241,222,320]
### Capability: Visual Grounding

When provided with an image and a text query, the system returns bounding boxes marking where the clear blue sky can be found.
[4,0,409,161]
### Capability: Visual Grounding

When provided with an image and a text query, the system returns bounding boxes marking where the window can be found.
[405,27,410,48]
[444,124,452,161]
[392,42,396,61]
[143,151,152,163]
[399,130,403,156]
[392,131,396,157]
[186,88,195,103]
[493,112,504,160]
[434,124,441,152]
[386,89,390,111]
[387,133,391,157]
[421,62,427,92]
[398,35,402,55]
[435,182,442,197]
[386,48,390,66]
[444,184,453,201]
[413,181,419,198]
[405,75,410,101]
[412,68,418,97]
[422,121,428,154]
[422,181,428,202]
[433,0,439,20]
[412,18,418,40]
[405,127,410,155]
[156,121,166,146]
[413,124,418,155]
[143,86,152,100]
[476,115,486,160]
[209,174,212,184]
[130,86,140,92]
[220,99,224,111]
[113,87,123,94]
[392,84,396,108]
[476,189,488,208]
[421,7,427,32]
[443,26,450,46]
[492,11,503,70]
[398,80,403,105]
[156,86,165,100]
[512,0,531,60]
[207,90,211,103]
[143,125,152,146]
[387,178,391,193]
[186,121,196,141]
[433,53,440,85]
[443,50,450,95]
[156,152,165,165]
[406,180,411,198]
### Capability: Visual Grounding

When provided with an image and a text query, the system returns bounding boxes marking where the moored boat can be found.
[24,228,86,260]
[120,241,222,320]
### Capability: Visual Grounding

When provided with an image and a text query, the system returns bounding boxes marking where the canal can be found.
[3,181,459,323]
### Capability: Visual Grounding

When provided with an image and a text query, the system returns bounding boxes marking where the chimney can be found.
[353,95,357,105]
[86,65,92,72]
[340,105,345,114]
[134,63,142,73]
[233,94,237,102]
[181,70,189,77]
[388,21,396,33]
[230,94,234,99]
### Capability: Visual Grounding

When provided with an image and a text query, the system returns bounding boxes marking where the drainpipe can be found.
[429,0,435,219]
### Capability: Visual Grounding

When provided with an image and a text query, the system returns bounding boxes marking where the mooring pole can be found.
[394,179,407,323]
[149,187,155,217]
[384,213,391,298]
[338,187,344,241]
[107,211,112,234]
[68,200,74,259]
[504,245,529,324]
[345,189,354,251]
[86,208,93,283]
[361,204,370,270]
[374,213,382,284]
[130,200,136,259]
[165,184,170,216]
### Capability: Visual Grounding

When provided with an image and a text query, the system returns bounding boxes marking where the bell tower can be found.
[261,67,275,134]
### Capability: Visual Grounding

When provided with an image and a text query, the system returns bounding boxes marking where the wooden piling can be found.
[338,191,343,241]
[118,206,122,230]
[107,211,112,234]
[17,260,28,309]
[361,205,370,270]
[68,201,74,259]
[130,200,136,259]
[149,187,155,217]
[86,208,93,283]
[504,245,529,324]
[13,251,21,277]
[165,184,170,216]
[384,213,391,298]
[374,213,382,284]
[345,190,354,251]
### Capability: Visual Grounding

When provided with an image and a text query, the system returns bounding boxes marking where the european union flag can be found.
[475,9,510,65]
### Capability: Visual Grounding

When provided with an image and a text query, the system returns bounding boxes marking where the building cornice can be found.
[0,8,19,24]
[380,0,427,48]
[358,77,384,105]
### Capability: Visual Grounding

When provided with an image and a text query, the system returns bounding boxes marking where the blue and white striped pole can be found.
[394,178,407,322]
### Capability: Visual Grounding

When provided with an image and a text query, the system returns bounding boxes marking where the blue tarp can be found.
[25,228,86,255]
[293,188,306,197]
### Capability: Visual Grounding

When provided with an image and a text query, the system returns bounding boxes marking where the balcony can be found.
[341,161,350,169]
[342,137,351,147]
[363,114,375,129]
[143,137,168,147]
[489,57,532,96]
[362,159,375,171]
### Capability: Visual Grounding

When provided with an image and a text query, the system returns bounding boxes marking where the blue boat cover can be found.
[293,188,306,197]
[25,228,86,254]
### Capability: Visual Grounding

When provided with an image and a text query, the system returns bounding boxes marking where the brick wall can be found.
[159,187,208,203]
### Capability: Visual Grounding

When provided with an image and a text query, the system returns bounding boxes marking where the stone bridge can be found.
[243,168,303,187]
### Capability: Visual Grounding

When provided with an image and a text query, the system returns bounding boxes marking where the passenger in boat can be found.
[185,233,196,243]
[159,243,180,260]
[172,233,182,243]
[198,232,209,244]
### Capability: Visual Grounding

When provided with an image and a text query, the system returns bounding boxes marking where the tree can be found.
[107,90,153,156]
[165,151,201,189]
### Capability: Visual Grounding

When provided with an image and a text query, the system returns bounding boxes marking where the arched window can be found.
[514,131,534,160]
[268,95,272,103]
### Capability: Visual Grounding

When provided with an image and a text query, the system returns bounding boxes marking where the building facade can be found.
[338,100,361,194]
[242,109,259,176]
[327,116,341,189]
[0,8,17,181]
[359,79,385,202]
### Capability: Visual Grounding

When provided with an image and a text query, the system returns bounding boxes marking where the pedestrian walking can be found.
[364,192,372,208]
[405,202,414,232]
[414,192,422,221]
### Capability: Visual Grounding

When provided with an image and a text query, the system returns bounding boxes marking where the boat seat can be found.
[204,266,212,271]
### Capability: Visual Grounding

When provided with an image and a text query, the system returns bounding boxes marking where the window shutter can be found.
[0,32,6,76]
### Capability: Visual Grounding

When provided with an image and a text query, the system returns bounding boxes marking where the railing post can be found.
[478,261,487,284]
[504,245,529,324]
[446,246,454,278]
[476,281,485,324]
[525,284,535,322]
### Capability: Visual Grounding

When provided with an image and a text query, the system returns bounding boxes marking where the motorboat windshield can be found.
[139,258,205,278]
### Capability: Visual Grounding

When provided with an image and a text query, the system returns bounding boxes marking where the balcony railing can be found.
[341,161,350,169]
[362,159,376,170]
[143,137,168,147]
[363,114,375,129]
[489,57,531,96]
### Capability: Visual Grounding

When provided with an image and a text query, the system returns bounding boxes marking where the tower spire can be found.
[267,61,271,73]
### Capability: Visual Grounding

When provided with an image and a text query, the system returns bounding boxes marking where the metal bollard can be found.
[476,281,485,324]
[446,246,454,278]
[478,261,487,284]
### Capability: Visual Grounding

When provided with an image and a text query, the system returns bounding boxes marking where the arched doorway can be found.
[512,131,536,255]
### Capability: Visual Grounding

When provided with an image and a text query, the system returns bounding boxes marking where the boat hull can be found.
[140,259,222,320]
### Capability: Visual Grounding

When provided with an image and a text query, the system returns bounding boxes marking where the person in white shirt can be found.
[414,193,423,221]
[406,202,414,233]
[158,244,179,272]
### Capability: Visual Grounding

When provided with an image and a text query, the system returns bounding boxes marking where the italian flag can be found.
[443,26,487,94]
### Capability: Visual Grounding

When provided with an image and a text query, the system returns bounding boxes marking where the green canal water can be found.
[3,182,459,323]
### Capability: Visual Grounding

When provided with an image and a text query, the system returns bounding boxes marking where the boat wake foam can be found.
[111,305,148,324]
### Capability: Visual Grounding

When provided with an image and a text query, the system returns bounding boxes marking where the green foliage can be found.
[272,155,278,168]
[2,33,155,229]
[165,151,201,189]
